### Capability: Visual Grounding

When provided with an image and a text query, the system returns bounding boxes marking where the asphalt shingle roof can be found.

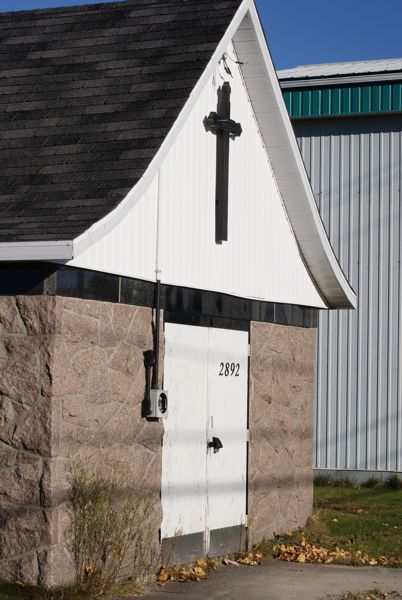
[0,0,242,242]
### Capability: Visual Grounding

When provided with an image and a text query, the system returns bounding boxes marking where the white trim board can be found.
[0,241,73,261]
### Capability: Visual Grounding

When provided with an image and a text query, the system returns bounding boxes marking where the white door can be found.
[205,328,249,554]
[161,322,248,560]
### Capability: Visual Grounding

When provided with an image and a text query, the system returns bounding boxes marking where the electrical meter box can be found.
[148,389,168,419]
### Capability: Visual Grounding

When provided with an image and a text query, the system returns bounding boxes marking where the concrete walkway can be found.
[144,561,402,600]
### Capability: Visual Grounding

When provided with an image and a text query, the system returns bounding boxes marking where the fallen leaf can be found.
[157,568,170,583]
[223,558,240,567]
[192,566,206,579]
[196,559,208,569]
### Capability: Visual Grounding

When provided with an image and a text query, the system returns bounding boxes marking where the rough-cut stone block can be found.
[11,398,53,456]
[0,506,51,560]
[108,342,143,378]
[0,453,41,505]
[0,443,16,468]
[62,310,98,348]
[126,307,153,349]
[0,337,41,407]
[0,553,38,585]
[38,546,75,588]
[0,396,25,432]
[0,297,26,335]
[16,296,62,336]
[112,304,136,340]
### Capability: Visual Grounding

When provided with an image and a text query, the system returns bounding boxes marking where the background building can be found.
[279,59,402,479]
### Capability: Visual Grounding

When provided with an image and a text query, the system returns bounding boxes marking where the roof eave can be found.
[279,71,402,88]
[0,241,73,261]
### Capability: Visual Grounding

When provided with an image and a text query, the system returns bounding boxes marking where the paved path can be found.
[144,561,402,600]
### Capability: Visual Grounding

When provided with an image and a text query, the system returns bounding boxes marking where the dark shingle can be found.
[0,0,242,242]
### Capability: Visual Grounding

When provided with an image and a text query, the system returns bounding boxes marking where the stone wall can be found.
[248,321,316,544]
[0,295,162,587]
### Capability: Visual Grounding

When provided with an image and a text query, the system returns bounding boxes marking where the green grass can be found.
[0,582,82,600]
[0,579,142,600]
[258,484,402,565]
[313,485,402,559]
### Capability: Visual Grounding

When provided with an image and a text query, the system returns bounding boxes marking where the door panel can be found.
[161,322,248,557]
[206,328,248,533]
[161,323,208,539]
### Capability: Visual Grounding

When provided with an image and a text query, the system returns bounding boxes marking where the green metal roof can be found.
[282,81,402,118]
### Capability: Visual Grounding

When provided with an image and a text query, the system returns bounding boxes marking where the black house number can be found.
[219,362,240,377]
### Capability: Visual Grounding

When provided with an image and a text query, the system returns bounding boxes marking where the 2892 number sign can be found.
[219,362,240,376]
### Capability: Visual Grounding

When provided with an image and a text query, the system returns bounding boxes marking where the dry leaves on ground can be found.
[272,533,402,567]
[157,552,263,584]
[326,590,402,600]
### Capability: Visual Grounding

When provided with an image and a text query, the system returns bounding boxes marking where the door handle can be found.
[208,437,223,453]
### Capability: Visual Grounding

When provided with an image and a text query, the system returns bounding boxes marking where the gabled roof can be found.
[0,0,356,309]
[0,0,242,242]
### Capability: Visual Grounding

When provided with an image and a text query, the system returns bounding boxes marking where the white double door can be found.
[161,322,248,554]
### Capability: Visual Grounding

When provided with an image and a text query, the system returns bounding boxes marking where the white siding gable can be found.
[70,42,325,309]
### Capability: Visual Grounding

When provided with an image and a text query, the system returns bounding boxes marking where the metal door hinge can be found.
[247,344,251,357]
[244,514,249,527]
[245,429,250,442]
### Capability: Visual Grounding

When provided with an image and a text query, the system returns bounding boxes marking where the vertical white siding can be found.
[158,44,325,308]
[70,42,326,309]
[295,115,402,472]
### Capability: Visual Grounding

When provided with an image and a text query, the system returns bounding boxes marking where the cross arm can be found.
[203,113,242,138]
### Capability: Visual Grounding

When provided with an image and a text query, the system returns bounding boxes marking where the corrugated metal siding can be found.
[293,114,402,471]
[283,82,402,118]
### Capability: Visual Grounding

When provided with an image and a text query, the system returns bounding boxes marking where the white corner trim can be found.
[72,0,251,258]
[0,241,73,261]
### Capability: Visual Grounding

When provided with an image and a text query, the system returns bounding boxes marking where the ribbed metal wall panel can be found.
[283,82,402,118]
[293,114,402,472]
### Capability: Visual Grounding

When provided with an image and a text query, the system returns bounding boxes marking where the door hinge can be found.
[247,344,251,357]
[245,429,250,442]
[244,514,249,527]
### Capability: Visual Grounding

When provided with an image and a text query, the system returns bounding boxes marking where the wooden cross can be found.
[204,82,242,244]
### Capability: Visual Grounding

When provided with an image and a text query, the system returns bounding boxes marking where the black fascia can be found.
[0,263,318,329]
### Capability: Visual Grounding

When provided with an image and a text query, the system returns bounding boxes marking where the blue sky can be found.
[1,0,401,70]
